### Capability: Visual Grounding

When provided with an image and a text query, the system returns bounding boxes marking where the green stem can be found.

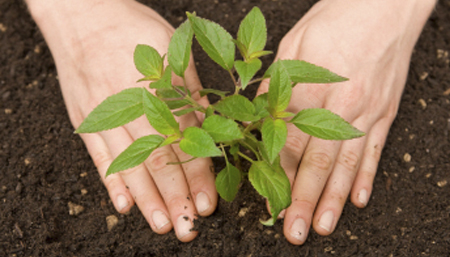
[237,151,254,163]
[167,157,197,165]
[239,139,261,161]
[228,69,240,95]
[220,144,229,163]
[247,77,264,86]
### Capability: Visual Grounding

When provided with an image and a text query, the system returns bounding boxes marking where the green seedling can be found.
[76,7,365,226]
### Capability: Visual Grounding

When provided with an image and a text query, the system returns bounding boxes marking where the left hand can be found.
[257,0,435,245]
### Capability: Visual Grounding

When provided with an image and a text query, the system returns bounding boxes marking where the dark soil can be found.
[1,0,450,256]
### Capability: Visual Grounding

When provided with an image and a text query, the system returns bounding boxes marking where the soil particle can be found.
[106,215,119,231]
[68,202,85,216]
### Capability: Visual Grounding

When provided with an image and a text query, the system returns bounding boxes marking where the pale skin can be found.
[26,0,436,244]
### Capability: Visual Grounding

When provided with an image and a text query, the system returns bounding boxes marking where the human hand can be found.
[27,0,216,242]
[257,0,436,244]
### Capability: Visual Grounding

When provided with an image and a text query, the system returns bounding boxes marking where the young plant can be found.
[76,7,364,226]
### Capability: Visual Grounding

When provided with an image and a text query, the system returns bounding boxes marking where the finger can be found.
[351,117,392,208]
[100,127,173,235]
[283,138,341,245]
[79,133,135,213]
[172,112,218,217]
[124,117,198,242]
[311,118,369,235]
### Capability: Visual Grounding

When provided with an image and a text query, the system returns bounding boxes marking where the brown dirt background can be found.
[1,0,449,256]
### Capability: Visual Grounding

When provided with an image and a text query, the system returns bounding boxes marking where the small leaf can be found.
[249,50,272,59]
[290,108,365,140]
[106,135,164,176]
[180,127,222,157]
[168,20,194,78]
[202,115,244,143]
[275,111,295,119]
[150,66,172,89]
[229,143,240,156]
[235,59,262,90]
[160,134,181,147]
[216,161,242,202]
[253,93,270,119]
[76,88,144,133]
[261,119,287,164]
[268,62,292,114]
[173,106,202,117]
[205,106,215,118]
[199,88,229,98]
[249,160,291,226]
[187,12,235,70]
[134,44,163,80]
[214,95,259,122]
[264,60,348,84]
[156,86,191,110]
[237,7,267,59]
[143,90,180,136]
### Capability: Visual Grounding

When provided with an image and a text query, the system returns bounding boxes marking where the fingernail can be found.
[176,215,193,239]
[195,192,210,214]
[318,210,334,232]
[152,210,170,229]
[290,218,307,243]
[358,188,368,206]
[117,194,129,211]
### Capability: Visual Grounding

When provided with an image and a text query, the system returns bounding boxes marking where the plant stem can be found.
[237,151,254,163]
[247,77,264,86]
[240,138,261,161]
[228,69,240,94]
[220,144,229,163]
[167,157,197,165]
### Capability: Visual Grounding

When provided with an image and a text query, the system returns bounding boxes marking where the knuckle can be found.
[283,132,305,158]
[303,151,333,173]
[337,150,360,171]
[147,147,175,174]
[290,198,316,214]
[91,150,112,171]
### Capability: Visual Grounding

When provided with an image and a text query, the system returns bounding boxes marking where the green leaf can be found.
[290,108,365,140]
[180,127,222,157]
[249,160,291,226]
[268,62,292,114]
[106,135,164,176]
[229,143,240,156]
[143,89,180,136]
[253,93,270,119]
[202,115,244,143]
[173,106,202,117]
[235,59,262,90]
[134,44,163,80]
[261,119,287,164]
[214,95,259,122]
[199,88,229,98]
[76,88,144,133]
[150,66,172,89]
[168,20,194,78]
[216,161,242,202]
[237,7,267,59]
[249,50,272,59]
[205,105,215,118]
[156,86,191,110]
[160,134,181,147]
[187,12,235,70]
[264,60,348,84]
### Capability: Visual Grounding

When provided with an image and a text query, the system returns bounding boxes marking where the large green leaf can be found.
[134,44,163,81]
[106,135,165,177]
[168,20,194,78]
[237,7,267,59]
[143,89,180,136]
[155,86,191,110]
[249,160,291,226]
[202,115,243,143]
[214,95,259,122]
[252,93,270,119]
[76,88,144,133]
[268,62,292,114]
[264,60,348,84]
[235,59,262,90]
[216,161,241,202]
[187,12,235,71]
[261,118,287,164]
[291,108,365,140]
[179,127,222,157]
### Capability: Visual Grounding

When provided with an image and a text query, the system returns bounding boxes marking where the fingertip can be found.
[151,210,173,234]
[352,187,371,208]
[194,191,217,216]
[284,215,309,245]
[175,215,198,242]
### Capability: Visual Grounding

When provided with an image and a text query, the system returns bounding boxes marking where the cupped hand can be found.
[257,0,435,245]
[29,0,216,242]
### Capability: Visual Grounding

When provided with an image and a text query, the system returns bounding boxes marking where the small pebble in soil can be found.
[350,235,358,240]
[425,173,432,178]
[346,230,352,236]
[34,45,41,54]
[24,158,31,165]
[437,49,449,59]
[15,183,22,194]
[437,180,448,187]
[238,207,249,217]
[80,172,88,177]
[81,189,88,195]
[443,88,450,96]
[419,72,429,80]
[0,23,6,32]
[106,215,119,231]
[324,246,333,253]
[403,153,411,162]
[418,98,427,109]
[68,201,84,216]
[409,166,415,173]
[2,91,10,100]
[4,108,12,114]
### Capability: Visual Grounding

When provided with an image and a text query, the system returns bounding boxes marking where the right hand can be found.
[27,0,217,242]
